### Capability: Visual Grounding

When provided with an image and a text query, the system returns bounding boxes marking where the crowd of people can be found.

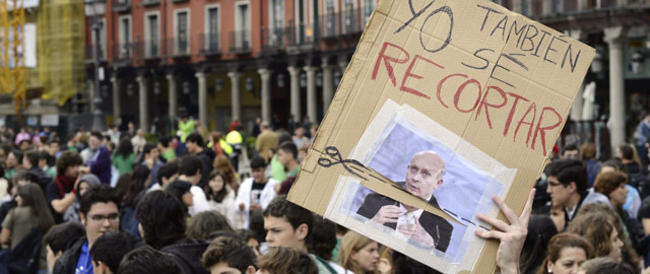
[0,116,646,274]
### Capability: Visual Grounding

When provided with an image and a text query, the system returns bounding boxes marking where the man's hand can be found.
[475,189,535,274]
[398,218,434,248]
[238,203,245,211]
[370,205,405,225]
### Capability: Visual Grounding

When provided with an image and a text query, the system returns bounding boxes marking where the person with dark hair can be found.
[135,190,186,250]
[53,184,121,274]
[173,155,210,215]
[141,143,163,187]
[204,170,236,224]
[186,211,234,241]
[4,150,22,180]
[201,236,257,274]
[263,196,339,273]
[561,144,579,160]
[21,150,53,193]
[113,138,135,176]
[120,165,151,237]
[46,151,83,223]
[117,245,181,274]
[1,183,54,271]
[185,132,215,188]
[80,131,112,184]
[38,150,56,178]
[236,156,279,228]
[308,216,347,272]
[166,180,194,213]
[616,144,648,194]
[276,141,300,194]
[135,190,208,274]
[43,222,86,273]
[158,136,176,162]
[148,160,178,191]
[257,247,319,274]
[519,215,558,274]
[237,229,261,256]
[545,159,589,229]
[90,231,139,274]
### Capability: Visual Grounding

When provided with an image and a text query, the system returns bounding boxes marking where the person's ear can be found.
[80,212,86,226]
[296,223,309,241]
[245,265,256,274]
[568,181,577,192]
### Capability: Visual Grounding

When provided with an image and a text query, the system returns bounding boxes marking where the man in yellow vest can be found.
[226,120,244,171]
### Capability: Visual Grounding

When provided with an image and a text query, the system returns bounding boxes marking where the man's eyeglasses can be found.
[547,180,564,187]
[89,213,119,222]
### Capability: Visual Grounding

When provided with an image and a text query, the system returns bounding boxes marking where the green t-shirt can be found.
[179,119,196,143]
[112,154,135,175]
[162,148,176,162]
[270,154,287,183]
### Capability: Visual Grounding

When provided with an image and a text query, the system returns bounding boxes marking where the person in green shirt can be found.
[158,136,176,162]
[112,139,135,175]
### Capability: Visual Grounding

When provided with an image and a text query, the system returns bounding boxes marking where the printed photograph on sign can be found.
[329,111,506,262]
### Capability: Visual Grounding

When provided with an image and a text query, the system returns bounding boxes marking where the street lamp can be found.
[85,0,106,131]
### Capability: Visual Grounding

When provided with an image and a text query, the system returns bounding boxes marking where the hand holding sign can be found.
[475,189,535,274]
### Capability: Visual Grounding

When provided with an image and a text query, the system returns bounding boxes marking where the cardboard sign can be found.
[288,0,594,273]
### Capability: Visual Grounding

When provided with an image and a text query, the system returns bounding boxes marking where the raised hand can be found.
[475,189,535,274]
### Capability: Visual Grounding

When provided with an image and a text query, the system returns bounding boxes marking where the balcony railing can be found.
[199,32,221,56]
[112,0,130,12]
[261,28,285,53]
[133,39,160,60]
[319,8,364,40]
[230,30,251,54]
[113,42,134,62]
[286,22,315,46]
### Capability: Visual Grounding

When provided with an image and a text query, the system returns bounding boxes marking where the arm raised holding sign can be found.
[476,189,535,274]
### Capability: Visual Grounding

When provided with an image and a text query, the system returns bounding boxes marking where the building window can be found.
[235,2,250,49]
[325,0,337,37]
[342,0,357,34]
[145,13,159,57]
[206,6,220,51]
[176,10,189,54]
[363,0,374,25]
[269,0,284,46]
[552,0,563,13]
[90,18,107,60]
[119,16,131,58]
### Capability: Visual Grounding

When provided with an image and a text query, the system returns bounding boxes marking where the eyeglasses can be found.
[89,213,119,222]
[547,180,564,187]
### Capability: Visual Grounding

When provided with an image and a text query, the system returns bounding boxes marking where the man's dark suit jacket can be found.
[356,192,453,252]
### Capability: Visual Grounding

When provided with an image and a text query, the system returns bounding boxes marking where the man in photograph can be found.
[357,151,453,252]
